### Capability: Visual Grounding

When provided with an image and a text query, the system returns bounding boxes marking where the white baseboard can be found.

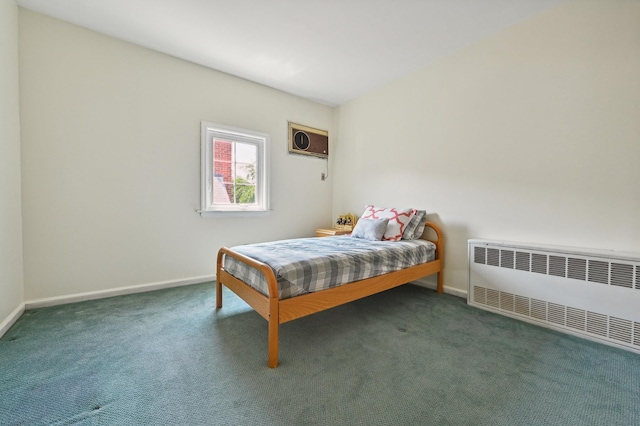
[442,285,467,299]
[0,303,26,339]
[412,280,467,299]
[25,275,216,310]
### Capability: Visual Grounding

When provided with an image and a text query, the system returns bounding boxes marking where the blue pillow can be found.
[351,218,389,241]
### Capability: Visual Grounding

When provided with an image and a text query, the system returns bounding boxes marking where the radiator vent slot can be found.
[514,295,529,317]
[531,253,547,275]
[487,248,500,267]
[500,250,514,269]
[567,258,587,281]
[531,299,546,321]
[548,256,566,278]
[609,317,632,344]
[469,241,640,354]
[548,302,565,326]
[500,292,515,312]
[611,263,633,289]
[474,247,486,265]
[586,312,608,337]
[588,260,609,284]
[486,288,500,309]
[473,285,486,304]
[566,307,585,331]
[515,252,530,272]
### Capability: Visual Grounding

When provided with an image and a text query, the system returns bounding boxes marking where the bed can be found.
[215,218,444,368]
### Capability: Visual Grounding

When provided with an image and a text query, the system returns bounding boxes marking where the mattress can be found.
[223,236,436,300]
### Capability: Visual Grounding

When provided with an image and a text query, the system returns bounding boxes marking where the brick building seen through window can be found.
[214,140,232,203]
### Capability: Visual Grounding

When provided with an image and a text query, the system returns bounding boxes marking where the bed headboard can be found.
[423,221,444,262]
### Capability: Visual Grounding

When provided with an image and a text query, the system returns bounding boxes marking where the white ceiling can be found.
[15,0,564,106]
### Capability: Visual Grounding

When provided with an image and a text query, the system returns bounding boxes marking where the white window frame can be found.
[200,122,269,217]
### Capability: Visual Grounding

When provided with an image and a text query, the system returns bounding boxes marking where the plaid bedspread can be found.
[222,236,436,300]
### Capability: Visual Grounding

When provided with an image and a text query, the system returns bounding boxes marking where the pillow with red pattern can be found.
[361,205,415,241]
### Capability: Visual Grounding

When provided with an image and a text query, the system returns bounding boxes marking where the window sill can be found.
[198,209,271,218]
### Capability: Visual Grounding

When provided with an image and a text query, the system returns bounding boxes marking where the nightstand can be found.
[315,228,352,238]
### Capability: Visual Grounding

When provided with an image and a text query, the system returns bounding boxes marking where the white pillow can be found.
[351,218,389,241]
[360,205,414,242]
[402,210,427,240]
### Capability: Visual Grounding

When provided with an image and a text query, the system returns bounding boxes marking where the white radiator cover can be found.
[468,239,640,354]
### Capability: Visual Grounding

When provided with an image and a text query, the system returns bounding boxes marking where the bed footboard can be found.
[216,248,281,368]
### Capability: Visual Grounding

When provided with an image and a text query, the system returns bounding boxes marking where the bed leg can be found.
[268,299,279,368]
[268,321,279,368]
[437,270,444,294]
[216,280,223,309]
[216,249,225,309]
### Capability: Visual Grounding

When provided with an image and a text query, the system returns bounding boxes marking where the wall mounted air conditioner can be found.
[288,122,328,158]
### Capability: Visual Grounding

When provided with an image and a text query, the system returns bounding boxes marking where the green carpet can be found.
[1,282,638,425]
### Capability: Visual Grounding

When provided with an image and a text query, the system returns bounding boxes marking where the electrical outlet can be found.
[321,173,326,181]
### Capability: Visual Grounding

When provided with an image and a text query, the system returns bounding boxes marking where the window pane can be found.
[232,143,257,204]
[235,142,257,166]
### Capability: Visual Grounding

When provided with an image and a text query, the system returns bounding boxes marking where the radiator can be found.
[468,239,640,354]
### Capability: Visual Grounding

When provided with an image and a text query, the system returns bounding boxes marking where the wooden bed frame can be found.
[215,221,444,368]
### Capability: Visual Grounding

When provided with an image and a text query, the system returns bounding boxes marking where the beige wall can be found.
[0,0,24,326]
[19,10,334,300]
[334,0,640,294]
[9,1,640,306]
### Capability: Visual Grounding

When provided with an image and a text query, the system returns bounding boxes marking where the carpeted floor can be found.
[1,282,638,425]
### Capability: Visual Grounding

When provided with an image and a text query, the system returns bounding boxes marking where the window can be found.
[201,122,269,216]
